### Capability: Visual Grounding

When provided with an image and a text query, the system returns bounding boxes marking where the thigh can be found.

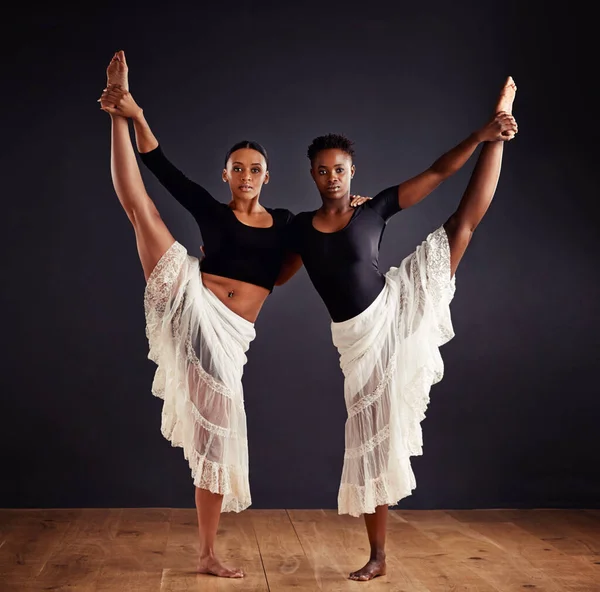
[131,200,176,281]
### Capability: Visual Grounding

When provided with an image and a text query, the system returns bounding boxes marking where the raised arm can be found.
[394,109,518,210]
[100,86,218,218]
[131,110,159,153]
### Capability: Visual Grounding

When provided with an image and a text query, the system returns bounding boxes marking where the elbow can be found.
[430,162,453,179]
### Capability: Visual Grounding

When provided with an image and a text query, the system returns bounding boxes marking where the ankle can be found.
[199,548,216,560]
[369,548,386,562]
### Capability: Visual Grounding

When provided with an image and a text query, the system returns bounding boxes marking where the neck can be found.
[230,195,263,214]
[319,191,351,214]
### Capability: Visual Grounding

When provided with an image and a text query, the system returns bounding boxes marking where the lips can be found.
[239,185,253,191]
[327,185,341,191]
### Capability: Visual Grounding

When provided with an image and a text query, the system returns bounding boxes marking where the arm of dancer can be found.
[274,214,304,286]
[99,86,219,218]
[274,252,303,286]
[444,112,518,277]
[391,112,520,211]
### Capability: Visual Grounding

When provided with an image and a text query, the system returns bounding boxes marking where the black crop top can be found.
[288,186,401,322]
[140,146,294,292]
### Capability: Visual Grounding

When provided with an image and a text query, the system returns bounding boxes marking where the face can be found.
[223,148,269,200]
[310,149,355,200]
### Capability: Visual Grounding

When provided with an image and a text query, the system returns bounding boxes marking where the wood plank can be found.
[389,511,500,591]
[288,509,359,591]
[463,519,600,592]
[482,509,600,557]
[162,508,198,572]
[94,508,170,592]
[0,509,79,589]
[250,509,319,590]
[32,508,122,591]
[404,510,565,592]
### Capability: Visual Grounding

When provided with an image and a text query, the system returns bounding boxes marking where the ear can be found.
[264,171,270,184]
[351,164,356,179]
[222,168,228,183]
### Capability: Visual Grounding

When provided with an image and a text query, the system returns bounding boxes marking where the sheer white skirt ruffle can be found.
[144,242,256,513]
[332,226,456,517]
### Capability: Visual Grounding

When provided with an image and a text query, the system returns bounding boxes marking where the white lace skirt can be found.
[331,226,456,517]
[144,242,256,513]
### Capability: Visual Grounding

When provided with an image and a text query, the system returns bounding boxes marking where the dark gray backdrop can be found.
[2,2,598,509]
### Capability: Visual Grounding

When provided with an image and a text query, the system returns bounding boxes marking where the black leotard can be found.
[140,145,294,292]
[288,186,401,322]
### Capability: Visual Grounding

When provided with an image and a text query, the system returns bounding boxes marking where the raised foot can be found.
[348,558,387,582]
[495,75,517,114]
[197,555,244,578]
[106,50,129,92]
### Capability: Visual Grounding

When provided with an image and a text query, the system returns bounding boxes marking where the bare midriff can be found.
[201,271,270,323]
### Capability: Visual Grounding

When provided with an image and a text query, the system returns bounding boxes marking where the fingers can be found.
[97,87,128,105]
[102,89,126,103]
[100,105,119,115]
[495,112,518,137]
[99,98,117,110]
[349,194,372,207]
[495,111,516,124]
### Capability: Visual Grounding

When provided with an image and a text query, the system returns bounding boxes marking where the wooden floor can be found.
[1,509,599,591]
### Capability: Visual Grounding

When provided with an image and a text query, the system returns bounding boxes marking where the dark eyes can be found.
[233,167,262,173]
[319,168,344,175]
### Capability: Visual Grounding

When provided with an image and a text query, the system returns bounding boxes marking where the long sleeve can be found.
[139,145,219,218]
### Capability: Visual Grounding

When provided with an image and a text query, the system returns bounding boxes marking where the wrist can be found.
[132,108,145,123]
[471,130,485,144]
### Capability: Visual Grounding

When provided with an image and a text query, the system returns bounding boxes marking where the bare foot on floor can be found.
[106,50,129,91]
[198,555,244,578]
[348,557,387,581]
[495,75,517,114]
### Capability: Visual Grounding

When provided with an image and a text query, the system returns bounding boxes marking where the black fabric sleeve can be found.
[366,185,402,222]
[285,214,301,253]
[139,145,219,216]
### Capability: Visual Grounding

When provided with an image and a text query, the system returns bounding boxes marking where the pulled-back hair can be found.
[307,133,355,163]
[224,140,269,168]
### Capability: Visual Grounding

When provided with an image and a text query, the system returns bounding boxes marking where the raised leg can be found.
[106,50,129,91]
[445,77,518,276]
[109,115,174,280]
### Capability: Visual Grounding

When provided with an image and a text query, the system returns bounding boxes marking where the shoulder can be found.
[289,210,315,228]
[268,207,296,225]
[364,185,401,221]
